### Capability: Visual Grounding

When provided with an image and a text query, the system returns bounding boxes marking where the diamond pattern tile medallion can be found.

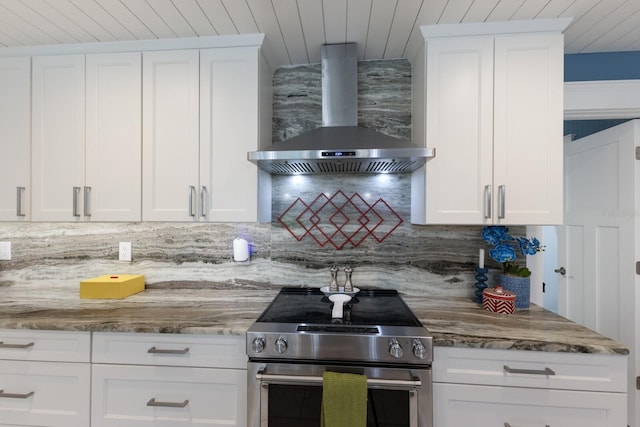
[277,190,403,250]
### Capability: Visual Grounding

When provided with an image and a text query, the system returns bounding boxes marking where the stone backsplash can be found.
[0,59,515,298]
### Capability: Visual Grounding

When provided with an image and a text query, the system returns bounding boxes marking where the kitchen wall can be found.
[0,59,514,298]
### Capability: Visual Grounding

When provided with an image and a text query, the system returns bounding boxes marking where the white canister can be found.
[233,238,250,262]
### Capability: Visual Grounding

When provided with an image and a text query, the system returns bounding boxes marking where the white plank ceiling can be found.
[0,0,638,69]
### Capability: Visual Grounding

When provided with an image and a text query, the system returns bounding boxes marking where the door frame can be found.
[550,80,640,426]
[530,79,640,307]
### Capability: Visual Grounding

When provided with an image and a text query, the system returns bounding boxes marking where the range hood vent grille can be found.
[255,158,428,175]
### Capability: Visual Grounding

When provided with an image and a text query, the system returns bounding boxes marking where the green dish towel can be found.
[321,371,367,427]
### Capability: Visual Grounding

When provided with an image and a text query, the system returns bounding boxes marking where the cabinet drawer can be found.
[92,332,246,368]
[434,383,627,427]
[434,347,627,392]
[91,364,247,427]
[0,329,90,362]
[0,360,90,427]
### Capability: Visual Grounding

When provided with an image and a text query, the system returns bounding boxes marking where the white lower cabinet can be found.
[91,332,247,427]
[433,347,628,427]
[0,361,91,427]
[0,329,91,427]
[435,383,626,426]
[92,364,246,427]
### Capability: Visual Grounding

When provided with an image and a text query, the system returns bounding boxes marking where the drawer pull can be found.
[504,365,555,376]
[0,389,34,399]
[147,398,189,408]
[147,346,189,354]
[505,424,550,427]
[0,341,35,349]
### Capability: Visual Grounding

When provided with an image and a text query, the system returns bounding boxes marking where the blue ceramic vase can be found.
[498,274,530,309]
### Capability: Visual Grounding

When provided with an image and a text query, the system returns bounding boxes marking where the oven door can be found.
[247,361,432,427]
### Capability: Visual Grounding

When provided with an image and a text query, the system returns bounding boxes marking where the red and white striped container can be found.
[482,286,516,314]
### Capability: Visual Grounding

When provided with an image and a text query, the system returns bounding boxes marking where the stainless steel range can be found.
[246,286,433,427]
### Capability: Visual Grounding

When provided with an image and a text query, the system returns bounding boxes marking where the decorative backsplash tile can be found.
[278,190,402,249]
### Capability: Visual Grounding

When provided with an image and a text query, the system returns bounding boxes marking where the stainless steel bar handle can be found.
[503,365,555,376]
[147,346,190,354]
[484,185,492,219]
[188,185,196,217]
[72,186,81,217]
[84,186,91,217]
[200,185,207,217]
[0,341,35,349]
[147,398,189,408]
[505,424,550,427]
[498,185,506,219]
[256,372,422,388]
[0,390,34,399]
[16,187,26,217]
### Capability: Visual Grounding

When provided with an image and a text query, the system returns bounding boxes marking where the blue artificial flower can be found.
[516,237,541,256]
[489,244,516,263]
[481,226,511,245]
[481,226,544,277]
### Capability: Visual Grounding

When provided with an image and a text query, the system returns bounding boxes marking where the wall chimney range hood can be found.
[248,43,434,175]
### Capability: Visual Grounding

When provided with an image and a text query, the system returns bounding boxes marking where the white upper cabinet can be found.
[493,33,564,225]
[32,52,142,222]
[200,46,270,222]
[32,55,86,221]
[411,20,567,225]
[85,52,142,221]
[0,57,30,221]
[143,46,271,222]
[142,50,200,221]
[17,35,268,223]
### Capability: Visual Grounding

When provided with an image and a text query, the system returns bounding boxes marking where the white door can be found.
[558,119,639,425]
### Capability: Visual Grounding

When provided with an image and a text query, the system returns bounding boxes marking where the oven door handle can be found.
[256,371,422,388]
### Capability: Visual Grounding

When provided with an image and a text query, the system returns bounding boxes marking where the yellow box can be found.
[80,274,145,299]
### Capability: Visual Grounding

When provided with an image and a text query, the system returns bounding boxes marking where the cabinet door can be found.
[32,55,86,221]
[0,360,90,427]
[200,47,262,222]
[421,36,494,224]
[493,33,564,225]
[86,52,142,221]
[0,57,30,221]
[434,383,627,427]
[142,50,200,221]
[91,364,247,427]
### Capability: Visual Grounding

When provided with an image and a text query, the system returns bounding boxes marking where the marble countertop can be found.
[0,284,628,355]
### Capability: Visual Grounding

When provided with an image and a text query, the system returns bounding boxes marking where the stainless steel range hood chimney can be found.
[248,43,434,175]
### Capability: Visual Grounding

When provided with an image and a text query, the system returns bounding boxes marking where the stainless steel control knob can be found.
[274,336,288,354]
[251,337,265,353]
[388,338,404,358]
[412,339,428,359]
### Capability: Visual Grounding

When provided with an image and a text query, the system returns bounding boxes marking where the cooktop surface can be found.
[256,287,422,327]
